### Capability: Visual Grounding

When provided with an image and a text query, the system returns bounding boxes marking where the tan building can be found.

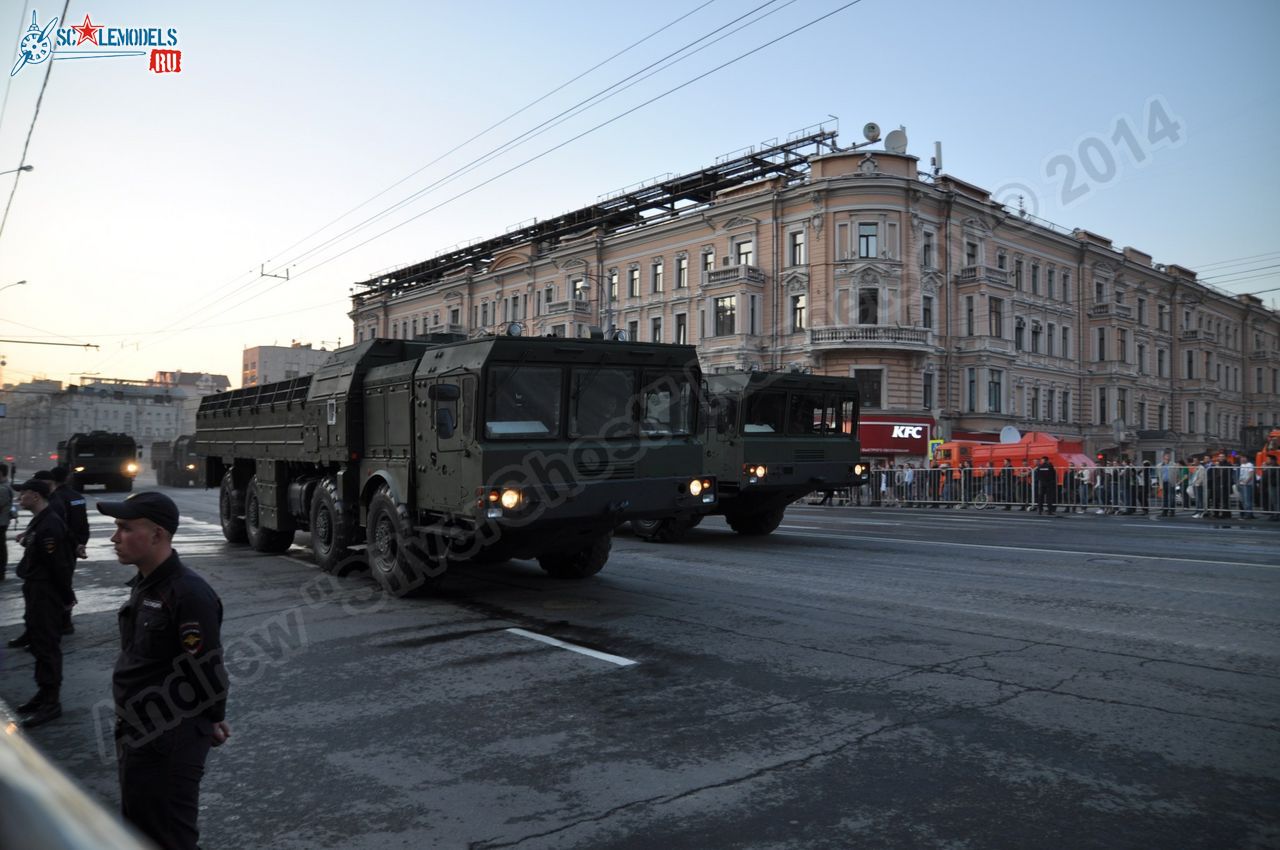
[348,127,1280,461]
[242,342,334,387]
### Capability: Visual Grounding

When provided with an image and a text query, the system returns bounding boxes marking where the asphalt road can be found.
[2,479,1278,850]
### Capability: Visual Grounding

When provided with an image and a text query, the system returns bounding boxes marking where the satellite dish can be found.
[862,122,881,142]
[999,425,1022,444]
[885,128,908,154]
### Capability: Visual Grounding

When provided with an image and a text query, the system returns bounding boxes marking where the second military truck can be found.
[631,371,864,541]
[58,431,139,491]
[151,435,202,487]
[196,334,715,594]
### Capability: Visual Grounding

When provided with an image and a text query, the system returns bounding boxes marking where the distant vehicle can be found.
[58,431,139,491]
[1256,429,1280,469]
[631,371,864,541]
[151,434,201,487]
[196,334,716,595]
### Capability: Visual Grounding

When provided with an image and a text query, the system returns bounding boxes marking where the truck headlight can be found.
[499,488,521,510]
[688,478,704,496]
[125,462,139,474]
[745,464,767,483]
[186,463,197,471]
[74,465,86,473]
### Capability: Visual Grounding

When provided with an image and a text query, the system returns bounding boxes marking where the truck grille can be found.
[794,449,826,461]
[574,457,637,480]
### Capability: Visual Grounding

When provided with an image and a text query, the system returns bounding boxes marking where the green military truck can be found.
[631,371,864,541]
[196,334,715,595]
[58,431,139,491]
[151,435,201,487]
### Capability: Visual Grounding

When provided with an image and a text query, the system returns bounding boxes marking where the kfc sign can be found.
[859,417,934,456]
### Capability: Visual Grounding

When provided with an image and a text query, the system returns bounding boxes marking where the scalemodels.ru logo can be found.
[10,10,182,77]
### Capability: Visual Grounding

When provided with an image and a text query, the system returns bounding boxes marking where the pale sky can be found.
[1,0,1277,389]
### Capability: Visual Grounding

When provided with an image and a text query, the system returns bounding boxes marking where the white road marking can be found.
[505,628,637,667]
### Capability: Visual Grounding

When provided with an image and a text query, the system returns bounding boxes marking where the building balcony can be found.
[956,265,1009,287]
[1180,328,1216,343]
[702,264,765,289]
[810,325,932,352]
[427,323,467,336]
[1249,347,1277,362]
[1088,302,1134,319]
[543,299,593,316]
[1087,361,1139,378]
[952,335,1015,355]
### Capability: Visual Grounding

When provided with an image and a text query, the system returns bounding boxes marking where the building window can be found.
[676,257,688,289]
[714,296,736,336]
[1117,329,1128,362]
[1030,386,1040,420]
[675,313,688,344]
[1098,387,1108,425]
[703,251,715,274]
[967,368,977,412]
[1185,350,1194,379]
[1062,391,1071,423]
[1031,322,1042,354]
[1137,343,1147,374]
[859,224,879,259]
[1258,367,1265,393]
[651,317,662,342]
[923,232,935,268]
[1117,388,1128,424]
[989,297,1004,338]
[652,261,664,293]
[996,249,1007,270]
[1047,323,1056,356]
[1031,263,1040,295]
[1014,259,1024,290]
[627,320,638,341]
[1046,388,1056,422]
[1137,298,1147,326]
[859,289,880,325]
[922,295,933,331]
[573,278,589,302]
[988,369,1003,413]
[922,372,934,410]
[629,268,640,298]
[1015,317,1026,351]
[1095,279,1105,303]
[964,241,978,266]
[855,369,883,409]
[735,240,754,266]
[1061,272,1071,303]
[789,231,806,266]
[1047,268,1056,299]
[1097,327,1107,361]
[1136,401,1147,429]
[964,295,974,336]
[1158,304,1168,331]
[791,294,807,333]
[609,270,619,301]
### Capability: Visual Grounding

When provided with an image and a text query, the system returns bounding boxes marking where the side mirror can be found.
[427,384,460,401]
[436,408,456,439]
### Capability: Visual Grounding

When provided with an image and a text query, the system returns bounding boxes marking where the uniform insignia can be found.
[43,537,56,554]
[179,621,203,655]
[142,598,163,609]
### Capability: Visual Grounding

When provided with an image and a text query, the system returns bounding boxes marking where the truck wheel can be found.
[631,514,702,543]
[725,506,786,536]
[537,533,611,578]
[245,475,294,553]
[219,471,249,545]
[366,486,443,596]
[311,478,360,575]
[119,476,134,493]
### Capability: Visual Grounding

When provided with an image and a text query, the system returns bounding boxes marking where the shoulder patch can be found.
[179,621,203,655]
[43,536,57,554]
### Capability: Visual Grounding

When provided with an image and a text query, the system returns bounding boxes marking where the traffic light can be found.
[1096,452,1106,464]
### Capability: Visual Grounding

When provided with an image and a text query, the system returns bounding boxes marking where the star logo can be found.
[71,14,103,46]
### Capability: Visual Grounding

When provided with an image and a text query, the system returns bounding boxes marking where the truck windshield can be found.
[485,366,562,439]
[569,367,635,438]
[743,391,786,434]
[640,370,695,436]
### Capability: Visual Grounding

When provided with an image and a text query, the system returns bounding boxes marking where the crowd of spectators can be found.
[822,453,1280,519]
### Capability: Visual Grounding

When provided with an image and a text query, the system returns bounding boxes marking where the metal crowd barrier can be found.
[0,699,149,850]
[810,464,1280,518]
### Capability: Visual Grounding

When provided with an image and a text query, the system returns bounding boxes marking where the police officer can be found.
[0,463,13,581]
[99,491,230,850]
[48,465,88,632]
[1034,456,1057,515]
[11,477,74,728]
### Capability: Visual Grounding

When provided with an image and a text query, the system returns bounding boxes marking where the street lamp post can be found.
[0,165,33,176]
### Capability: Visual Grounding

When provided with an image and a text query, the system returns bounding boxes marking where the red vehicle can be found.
[932,432,1095,486]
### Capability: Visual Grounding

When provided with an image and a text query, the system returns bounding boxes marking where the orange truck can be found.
[932,431,1096,485]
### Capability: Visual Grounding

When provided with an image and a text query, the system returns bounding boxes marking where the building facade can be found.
[348,127,1280,461]
[0,371,230,467]
[242,342,334,387]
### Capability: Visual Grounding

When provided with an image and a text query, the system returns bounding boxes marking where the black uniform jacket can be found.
[50,486,90,546]
[16,507,74,599]
[114,551,228,736]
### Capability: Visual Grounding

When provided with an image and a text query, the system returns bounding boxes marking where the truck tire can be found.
[219,471,249,545]
[537,533,611,578]
[244,475,294,553]
[119,476,134,493]
[725,506,786,536]
[631,514,703,543]
[366,486,442,596]
[311,478,360,575]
